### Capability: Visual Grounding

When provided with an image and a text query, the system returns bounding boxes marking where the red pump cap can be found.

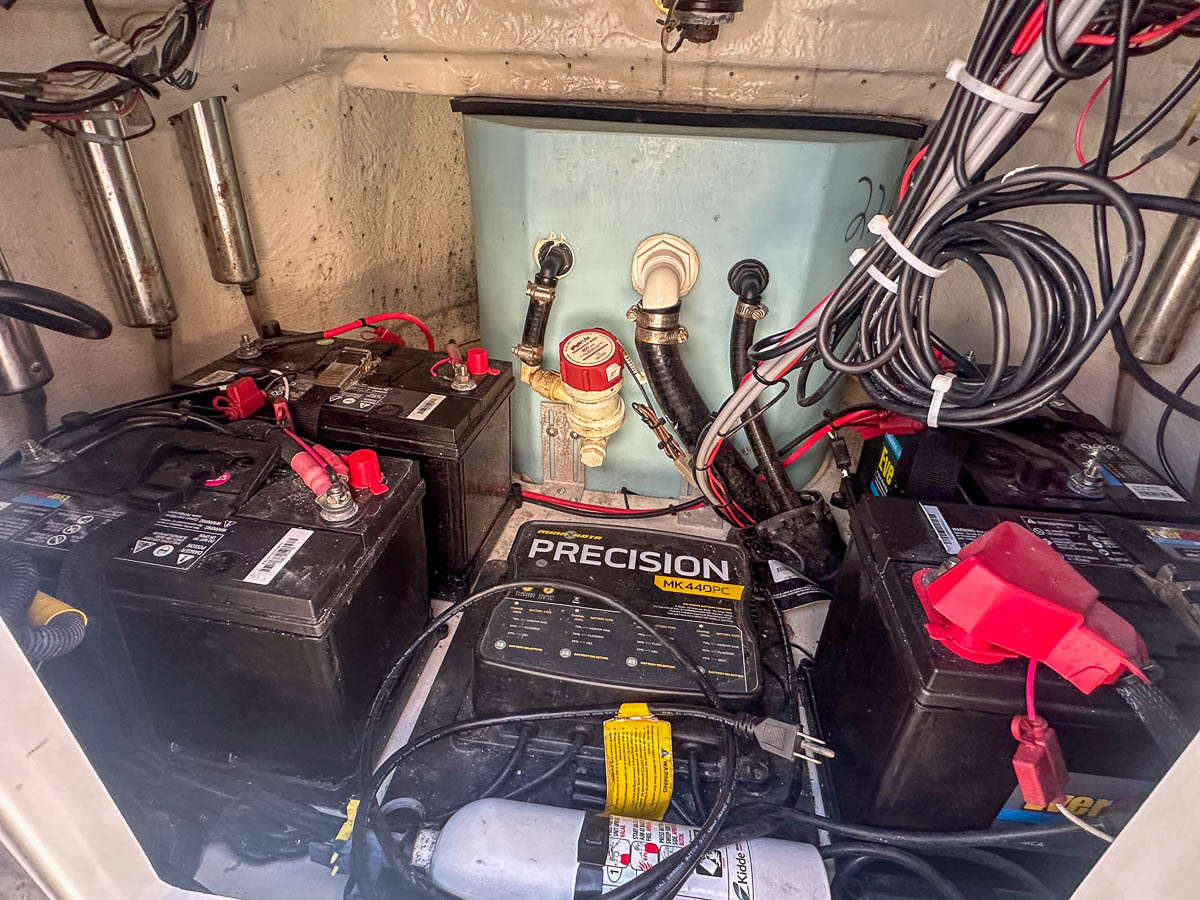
[559,328,623,393]
[914,521,1148,694]
[347,449,388,495]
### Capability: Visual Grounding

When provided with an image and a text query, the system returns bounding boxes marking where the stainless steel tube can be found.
[171,96,259,287]
[0,247,53,396]
[56,106,177,329]
[1126,170,1200,365]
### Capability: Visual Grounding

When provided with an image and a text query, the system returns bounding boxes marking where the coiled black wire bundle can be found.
[820,167,1144,427]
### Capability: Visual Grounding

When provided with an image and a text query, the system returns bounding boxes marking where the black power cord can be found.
[1156,359,1200,495]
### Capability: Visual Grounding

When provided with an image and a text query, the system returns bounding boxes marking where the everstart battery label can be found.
[478,522,759,698]
[0,484,126,552]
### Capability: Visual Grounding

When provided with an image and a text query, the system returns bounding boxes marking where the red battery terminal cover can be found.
[212,377,266,421]
[913,521,1148,694]
[347,449,388,495]
[1011,714,1069,808]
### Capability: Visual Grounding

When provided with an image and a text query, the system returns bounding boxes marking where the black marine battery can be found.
[0,426,429,781]
[176,336,514,594]
[814,495,1200,836]
[857,394,1198,520]
[474,521,761,712]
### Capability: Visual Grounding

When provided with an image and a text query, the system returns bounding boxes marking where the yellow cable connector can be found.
[603,702,673,820]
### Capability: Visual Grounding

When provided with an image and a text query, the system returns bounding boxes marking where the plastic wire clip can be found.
[849,248,898,294]
[927,372,956,428]
[867,215,947,279]
[945,59,1043,115]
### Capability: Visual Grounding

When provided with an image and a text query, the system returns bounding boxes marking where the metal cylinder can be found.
[170,96,260,287]
[0,247,53,396]
[56,107,177,329]
[1126,169,1200,365]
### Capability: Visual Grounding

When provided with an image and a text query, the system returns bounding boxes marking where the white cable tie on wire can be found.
[927,373,956,428]
[945,59,1043,115]
[867,216,948,279]
[849,249,898,294]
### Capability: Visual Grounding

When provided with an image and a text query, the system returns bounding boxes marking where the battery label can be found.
[0,488,125,550]
[328,384,390,412]
[1143,524,1200,561]
[1125,482,1185,503]
[244,527,313,584]
[191,368,239,386]
[1020,515,1134,567]
[920,504,962,554]
[118,510,234,570]
[602,817,758,899]
[406,393,445,420]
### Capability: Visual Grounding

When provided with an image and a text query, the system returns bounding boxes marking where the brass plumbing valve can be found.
[523,328,626,468]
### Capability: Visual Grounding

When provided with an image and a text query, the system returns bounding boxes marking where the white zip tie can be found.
[927,373,956,428]
[849,248,898,293]
[946,59,1043,115]
[867,215,948,279]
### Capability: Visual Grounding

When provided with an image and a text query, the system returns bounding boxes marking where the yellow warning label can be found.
[604,702,673,819]
[26,591,86,627]
[654,575,745,600]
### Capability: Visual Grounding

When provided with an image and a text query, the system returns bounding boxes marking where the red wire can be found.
[430,358,451,377]
[1076,5,1200,45]
[1026,658,1039,721]
[283,428,330,471]
[1014,3,1200,53]
[520,489,703,516]
[324,313,435,350]
[780,410,883,468]
[1074,75,1152,179]
[898,145,928,201]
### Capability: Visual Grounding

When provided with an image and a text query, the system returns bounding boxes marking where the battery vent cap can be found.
[914,521,1148,694]
[559,329,623,393]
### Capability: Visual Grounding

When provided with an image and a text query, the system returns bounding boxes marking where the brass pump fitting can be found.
[523,329,627,468]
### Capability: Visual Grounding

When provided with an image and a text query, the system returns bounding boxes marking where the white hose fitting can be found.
[631,234,700,311]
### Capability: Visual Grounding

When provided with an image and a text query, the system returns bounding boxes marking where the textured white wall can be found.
[0,0,1197,474]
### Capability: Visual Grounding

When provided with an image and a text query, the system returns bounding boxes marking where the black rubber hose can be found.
[731,314,800,514]
[519,250,569,362]
[0,546,86,662]
[636,333,767,519]
[0,280,112,340]
[0,546,39,622]
[19,614,86,663]
[520,299,553,351]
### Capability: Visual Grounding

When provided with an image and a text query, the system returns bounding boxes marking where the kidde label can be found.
[603,817,757,899]
[562,330,616,366]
